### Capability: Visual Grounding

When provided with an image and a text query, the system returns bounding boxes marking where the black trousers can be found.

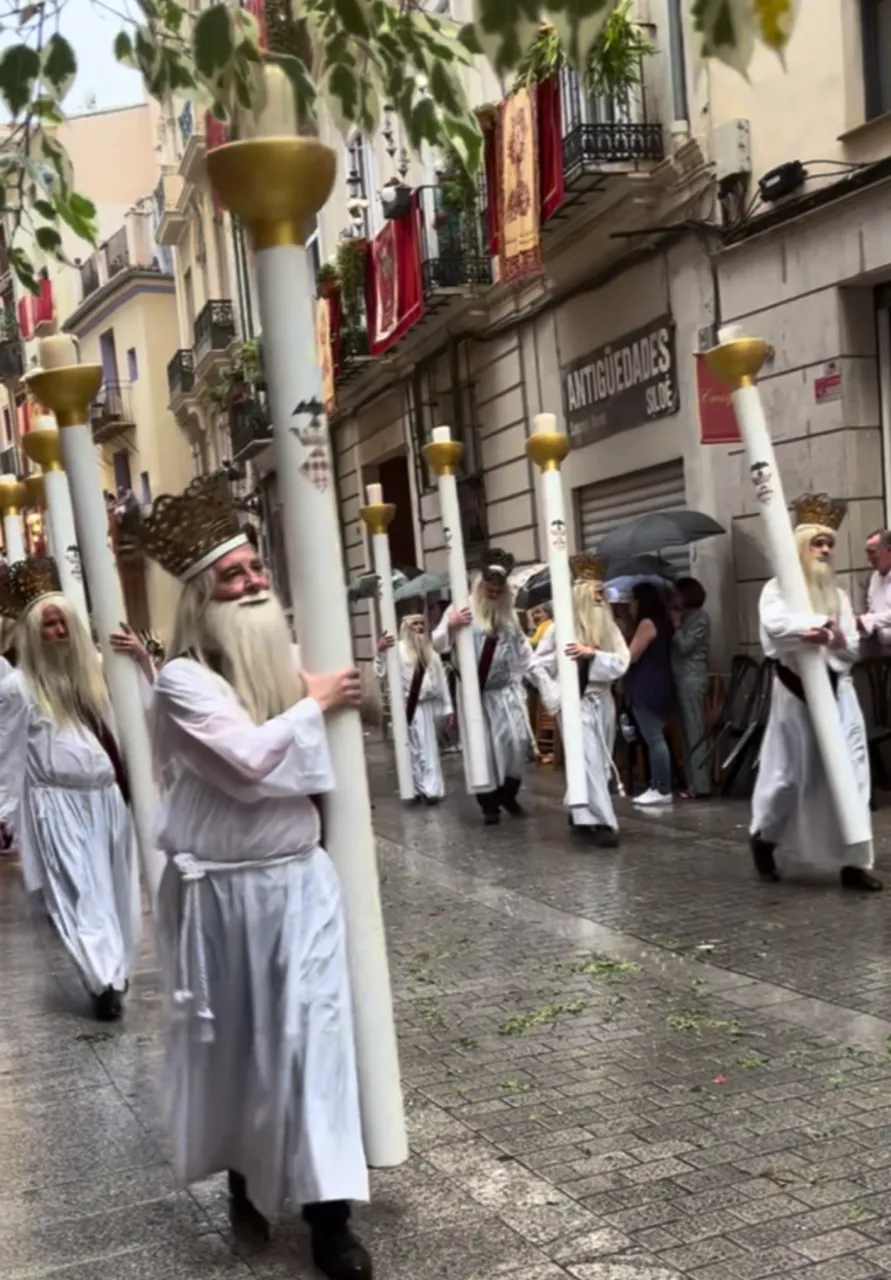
[476,775,521,816]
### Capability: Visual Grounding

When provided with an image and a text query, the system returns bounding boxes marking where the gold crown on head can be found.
[792,492,847,533]
[570,554,606,583]
[0,555,61,619]
[124,474,248,581]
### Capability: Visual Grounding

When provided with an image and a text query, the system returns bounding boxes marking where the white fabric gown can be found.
[374,645,452,798]
[0,670,139,994]
[432,611,537,791]
[751,579,873,872]
[534,627,629,829]
[152,657,368,1221]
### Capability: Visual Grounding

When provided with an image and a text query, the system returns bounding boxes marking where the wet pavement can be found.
[3,748,891,1278]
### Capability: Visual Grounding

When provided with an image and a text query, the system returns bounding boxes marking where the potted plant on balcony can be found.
[316,261,340,299]
[433,146,481,288]
[335,235,369,361]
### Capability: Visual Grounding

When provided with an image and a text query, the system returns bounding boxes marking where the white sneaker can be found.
[632,788,656,805]
[634,789,673,807]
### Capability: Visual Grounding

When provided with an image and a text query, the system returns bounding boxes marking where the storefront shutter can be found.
[575,459,689,577]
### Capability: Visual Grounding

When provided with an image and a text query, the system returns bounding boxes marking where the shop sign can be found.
[562,314,679,446]
[814,360,842,404]
[696,352,741,445]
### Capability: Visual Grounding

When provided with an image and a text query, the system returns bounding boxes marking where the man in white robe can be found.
[133,476,372,1278]
[375,613,453,804]
[433,547,539,825]
[534,556,629,847]
[0,556,151,1018]
[750,493,880,891]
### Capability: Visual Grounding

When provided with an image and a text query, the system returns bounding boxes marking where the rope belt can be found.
[171,848,315,1044]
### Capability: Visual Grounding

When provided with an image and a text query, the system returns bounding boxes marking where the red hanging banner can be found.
[696,352,741,445]
[366,195,425,356]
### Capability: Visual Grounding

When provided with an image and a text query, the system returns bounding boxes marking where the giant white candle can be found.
[422,426,492,791]
[707,331,871,850]
[360,483,415,801]
[527,414,587,808]
[0,476,26,561]
[208,126,407,1168]
[22,419,90,626]
[27,339,165,904]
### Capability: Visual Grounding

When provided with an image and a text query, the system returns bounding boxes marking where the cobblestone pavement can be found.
[3,749,891,1278]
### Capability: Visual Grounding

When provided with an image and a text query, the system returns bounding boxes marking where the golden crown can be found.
[0,555,61,619]
[570,554,606,583]
[792,492,847,532]
[124,474,247,581]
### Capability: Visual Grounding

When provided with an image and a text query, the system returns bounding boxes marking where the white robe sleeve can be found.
[589,649,631,683]
[153,660,334,800]
[0,674,29,832]
[431,610,453,655]
[759,580,829,648]
[434,657,453,715]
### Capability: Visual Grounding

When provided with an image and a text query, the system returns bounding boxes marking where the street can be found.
[3,751,891,1279]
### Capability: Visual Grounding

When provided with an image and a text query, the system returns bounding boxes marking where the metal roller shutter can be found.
[575,460,690,577]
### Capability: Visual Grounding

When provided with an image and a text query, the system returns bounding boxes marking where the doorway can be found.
[377,454,418,569]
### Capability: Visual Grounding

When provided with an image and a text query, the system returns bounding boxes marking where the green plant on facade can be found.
[335,235,369,357]
[316,260,339,286]
[514,2,653,112]
[205,336,263,408]
[0,0,797,291]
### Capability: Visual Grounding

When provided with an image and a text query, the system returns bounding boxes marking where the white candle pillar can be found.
[422,426,492,791]
[27,336,165,904]
[707,330,871,851]
[0,477,26,561]
[208,108,407,1169]
[22,420,90,627]
[359,484,414,801]
[526,414,587,808]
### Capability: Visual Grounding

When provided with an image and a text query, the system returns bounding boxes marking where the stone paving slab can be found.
[2,752,891,1277]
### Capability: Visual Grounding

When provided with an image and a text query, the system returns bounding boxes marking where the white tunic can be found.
[751,579,872,872]
[432,610,537,791]
[373,645,452,798]
[0,670,139,994]
[152,657,368,1220]
[534,627,629,829]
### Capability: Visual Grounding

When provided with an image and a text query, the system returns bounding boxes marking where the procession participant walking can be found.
[375,613,453,804]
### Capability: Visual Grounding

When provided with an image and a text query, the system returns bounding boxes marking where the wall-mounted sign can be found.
[814,359,842,404]
[562,314,679,447]
[696,352,740,445]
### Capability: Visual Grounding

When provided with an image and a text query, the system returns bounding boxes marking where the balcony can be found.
[105,227,129,279]
[89,381,135,445]
[178,100,207,185]
[167,348,195,403]
[154,169,188,246]
[0,338,24,381]
[417,184,492,296]
[229,391,273,463]
[79,255,100,300]
[559,65,663,188]
[30,276,55,335]
[193,299,236,372]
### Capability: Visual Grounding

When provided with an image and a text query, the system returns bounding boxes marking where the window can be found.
[127,347,138,382]
[306,222,322,284]
[112,450,132,493]
[862,0,891,119]
[345,133,374,237]
[2,406,10,447]
[140,470,152,505]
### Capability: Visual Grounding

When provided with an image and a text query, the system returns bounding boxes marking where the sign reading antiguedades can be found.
[562,314,679,446]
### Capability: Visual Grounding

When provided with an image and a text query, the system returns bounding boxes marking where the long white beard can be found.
[201,592,304,723]
[24,635,108,727]
[471,584,515,634]
[804,560,839,617]
[399,628,434,666]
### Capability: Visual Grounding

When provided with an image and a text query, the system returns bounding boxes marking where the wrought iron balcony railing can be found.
[167,348,195,399]
[80,255,100,300]
[89,380,134,444]
[229,392,273,461]
[417,184,492,296]
[559,61,664,176]
[105,227,129,280]
[193,299,236,362]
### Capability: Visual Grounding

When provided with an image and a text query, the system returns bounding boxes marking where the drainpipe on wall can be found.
[666,0,691,147]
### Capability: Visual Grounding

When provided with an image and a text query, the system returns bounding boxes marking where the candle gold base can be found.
[23,474,46,510]
[423,439,464,478]
[526,432,570,472]
[207,138,337,250]
[0,475,26,516]
[705,338,769,390]
[27,366,103,428]
[359,502,397,537]
[23,425,63,472]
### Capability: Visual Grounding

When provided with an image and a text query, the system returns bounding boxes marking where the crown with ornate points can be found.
[570,554,606,584]
[477,546,516,584]
[0,555,61,619]
[123,473,248,582]
[792,492,847,533]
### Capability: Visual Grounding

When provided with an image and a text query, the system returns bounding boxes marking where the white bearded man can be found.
[432,547,540,824]
[131,476,372,1280]
[533,557,629,847]
[374,612,454,804]
[750,493,880,892]
[0,557,152,1019]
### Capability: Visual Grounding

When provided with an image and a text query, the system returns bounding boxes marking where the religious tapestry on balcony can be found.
[316,292,339,417]
[366,193,425,356]
[484,78,564,261]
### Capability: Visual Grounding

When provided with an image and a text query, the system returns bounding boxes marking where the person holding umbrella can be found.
[625,581,676,806]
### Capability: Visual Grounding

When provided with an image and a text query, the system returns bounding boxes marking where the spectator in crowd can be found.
[669,576,712,799]
[528,604,553,648]
[858,529,891,646]
[625,581,676,807]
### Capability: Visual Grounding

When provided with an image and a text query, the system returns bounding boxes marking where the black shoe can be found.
[483,811,500,825]
[228,1171,270,1244]
[423,796,440,807]
[311,1224,373,1279]
[93,987,122,1021]
[841,866,884,892]
[409,796,423,807]
[502,798,526,817]
[750,834,780,882]
[591,825,620,849]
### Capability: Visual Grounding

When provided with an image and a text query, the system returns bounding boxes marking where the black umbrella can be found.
[515,567,551,610]
[596,509,725,561]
